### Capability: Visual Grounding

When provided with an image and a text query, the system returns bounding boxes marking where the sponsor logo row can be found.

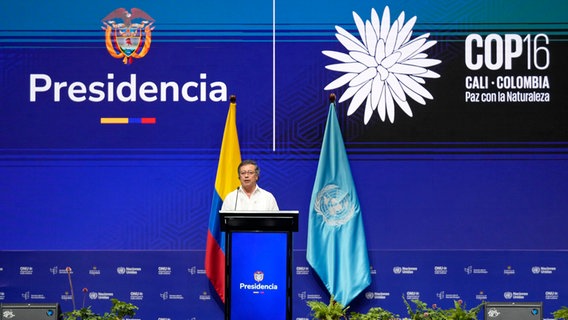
[0,290,210,302]
[295,290,560,302]
[295,265,559,276]
[3,266,207,276]
[4,264,559,277]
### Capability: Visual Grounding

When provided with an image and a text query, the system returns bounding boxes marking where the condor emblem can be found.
[101,8,155,64]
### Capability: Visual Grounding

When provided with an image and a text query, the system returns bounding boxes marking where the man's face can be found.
[239,164,258,189]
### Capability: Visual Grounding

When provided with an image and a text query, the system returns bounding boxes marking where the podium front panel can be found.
[228,232,288,320]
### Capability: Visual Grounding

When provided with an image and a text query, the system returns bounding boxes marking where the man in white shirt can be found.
[221,160,279,211]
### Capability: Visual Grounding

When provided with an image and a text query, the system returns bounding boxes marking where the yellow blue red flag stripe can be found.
[100,117,156,124]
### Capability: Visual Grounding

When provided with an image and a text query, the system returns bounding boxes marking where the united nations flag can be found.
[306,96,371,306]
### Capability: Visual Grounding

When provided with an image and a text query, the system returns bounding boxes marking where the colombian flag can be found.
[205,96,241,303]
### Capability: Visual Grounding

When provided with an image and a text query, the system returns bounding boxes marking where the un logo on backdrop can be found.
[101,8,155,64]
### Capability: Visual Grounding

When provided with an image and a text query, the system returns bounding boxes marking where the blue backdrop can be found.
[1,0,567,319]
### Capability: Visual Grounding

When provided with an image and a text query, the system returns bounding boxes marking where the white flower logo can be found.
[323,6,441,124]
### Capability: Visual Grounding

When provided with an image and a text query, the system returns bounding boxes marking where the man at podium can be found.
[219,160,296,320]
[221,160,279,211]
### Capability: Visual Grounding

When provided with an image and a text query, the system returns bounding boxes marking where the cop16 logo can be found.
[465,33,550,70]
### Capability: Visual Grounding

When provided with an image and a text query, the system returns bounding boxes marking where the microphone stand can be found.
[234,186,240,210]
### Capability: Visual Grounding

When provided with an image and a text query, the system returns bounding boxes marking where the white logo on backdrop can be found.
[323,6,441,124]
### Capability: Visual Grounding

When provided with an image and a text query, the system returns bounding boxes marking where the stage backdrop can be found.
[1,0,567,319]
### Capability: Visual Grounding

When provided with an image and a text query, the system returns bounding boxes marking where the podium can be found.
[220,210,299,320]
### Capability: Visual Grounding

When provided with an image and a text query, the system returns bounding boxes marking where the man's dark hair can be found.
[238,159,260,176]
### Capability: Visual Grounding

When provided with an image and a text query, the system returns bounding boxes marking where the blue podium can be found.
[220,210,299,320]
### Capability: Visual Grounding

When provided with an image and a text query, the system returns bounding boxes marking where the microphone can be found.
[234,186,240,210]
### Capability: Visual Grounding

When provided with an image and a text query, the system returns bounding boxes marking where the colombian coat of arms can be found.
[101,8,155,64]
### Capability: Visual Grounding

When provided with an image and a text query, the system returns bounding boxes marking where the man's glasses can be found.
[239,170,256,176]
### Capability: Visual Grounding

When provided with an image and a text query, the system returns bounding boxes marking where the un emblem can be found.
[101,8,155,64]
[314,184,355,226]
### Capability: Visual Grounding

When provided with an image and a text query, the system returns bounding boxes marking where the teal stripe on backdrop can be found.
[1,0,567,45]
[2,0,567,31]
[0,0,272,30]
[277,0,568,24]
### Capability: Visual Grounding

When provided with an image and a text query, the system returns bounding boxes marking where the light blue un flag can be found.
[306,102,371,307]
